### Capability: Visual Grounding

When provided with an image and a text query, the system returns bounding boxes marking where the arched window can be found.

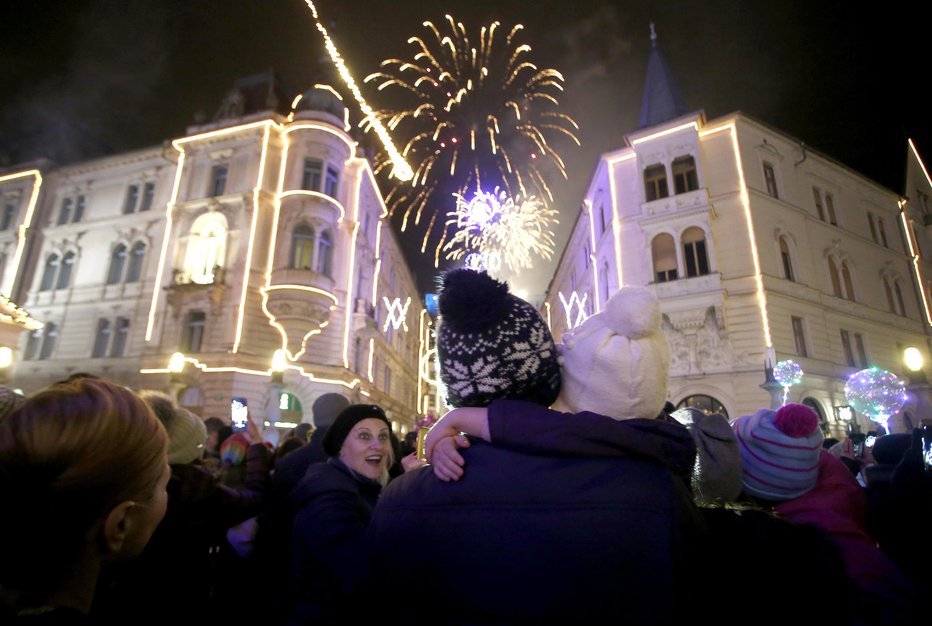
[894,281,907,317]
[802,397,829,434]
[126,242,146,283]
[317,230,333,276]
[644,164,668,201]
[828,257,842,298]
[676,394,728,418]
[672,155,698,194]
[682,227,710,278]
[39,254,59,291]
[779,236,795,281]
[291,224,315,270]
[107,244,127,285]
[651,233,677,282]
[841,262,855,301]
[56,252,75,290]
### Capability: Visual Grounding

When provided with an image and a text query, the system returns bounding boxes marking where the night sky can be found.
[1,0,927,299]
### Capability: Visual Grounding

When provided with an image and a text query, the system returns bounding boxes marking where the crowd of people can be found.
[1,268,929,625]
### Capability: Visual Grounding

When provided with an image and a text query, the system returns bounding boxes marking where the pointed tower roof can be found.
[639,23,690,128]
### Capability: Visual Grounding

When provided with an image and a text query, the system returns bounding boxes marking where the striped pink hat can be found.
[732,403,823,501]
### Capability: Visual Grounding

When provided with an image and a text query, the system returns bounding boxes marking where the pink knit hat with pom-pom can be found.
[732,403,824,501]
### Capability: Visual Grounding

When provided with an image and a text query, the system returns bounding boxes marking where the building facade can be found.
[0,78,426,433]
[545,36,931,435]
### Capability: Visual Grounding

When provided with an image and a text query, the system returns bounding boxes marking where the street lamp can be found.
[168,352,186,401]
[271,348,287,385]
[903,346,930,427]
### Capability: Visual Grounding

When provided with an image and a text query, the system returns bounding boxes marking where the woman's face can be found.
[339,418,391,481]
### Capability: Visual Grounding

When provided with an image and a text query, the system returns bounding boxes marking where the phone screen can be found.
[231,397,249,431]
[922,423,932,471]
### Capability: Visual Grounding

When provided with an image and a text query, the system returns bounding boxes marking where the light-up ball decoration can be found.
[772,359,803,406]
[844,367,908,428]
[773,360,803,387]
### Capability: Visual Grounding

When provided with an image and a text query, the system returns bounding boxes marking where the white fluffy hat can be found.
[554,286,670,421]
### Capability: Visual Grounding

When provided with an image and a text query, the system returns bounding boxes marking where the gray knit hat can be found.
[732,403,823,502]
[437,269,560,408]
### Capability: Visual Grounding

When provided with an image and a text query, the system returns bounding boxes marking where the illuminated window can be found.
[111,316,130,357]
[0,202,15,231]
[185,215,227,284]
[57,197,73,225]
[827,257,842,298]
[763,162,778,198]
[39,254,60,292]
[73,195,85,222]
[140,182,155,212]
[894,281,907,317]
[126,242,146,283]
[840,330,855,367]
[107,245,127,285]
[841,262,855,301]
[812,187,825,221]
[676,394,727,418]
[867,213,878,243]
[324,165,339,197]
[317,229,333,277]
[290,224,315,270]
[792,316,808,357]
[651,233,677,282]
[779,236,795,282]
[210,164,228,197]
[92,318,111,358]
[644,164,668,201]
[39,322,58,360]
[825,193,838,226]
[123,184,139,214]
[672,155,698,194]
[682,227,709,278]
[182,310,206,353]
[302,158,323,190]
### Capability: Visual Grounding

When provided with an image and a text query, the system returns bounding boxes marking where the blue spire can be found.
[639,23,690,128]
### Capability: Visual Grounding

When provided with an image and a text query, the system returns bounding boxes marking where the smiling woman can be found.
[287,404,396,625]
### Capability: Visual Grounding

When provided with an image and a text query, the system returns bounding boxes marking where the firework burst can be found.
[364,15,578,265]
[443,188,558,275]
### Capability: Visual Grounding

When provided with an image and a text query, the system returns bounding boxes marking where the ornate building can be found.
[0,73,425,433]
[545,29,932,434]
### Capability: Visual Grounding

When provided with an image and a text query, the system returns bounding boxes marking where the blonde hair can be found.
[0,378,168,593]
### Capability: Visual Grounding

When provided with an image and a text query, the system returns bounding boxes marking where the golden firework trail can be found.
[364,15,578,265]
